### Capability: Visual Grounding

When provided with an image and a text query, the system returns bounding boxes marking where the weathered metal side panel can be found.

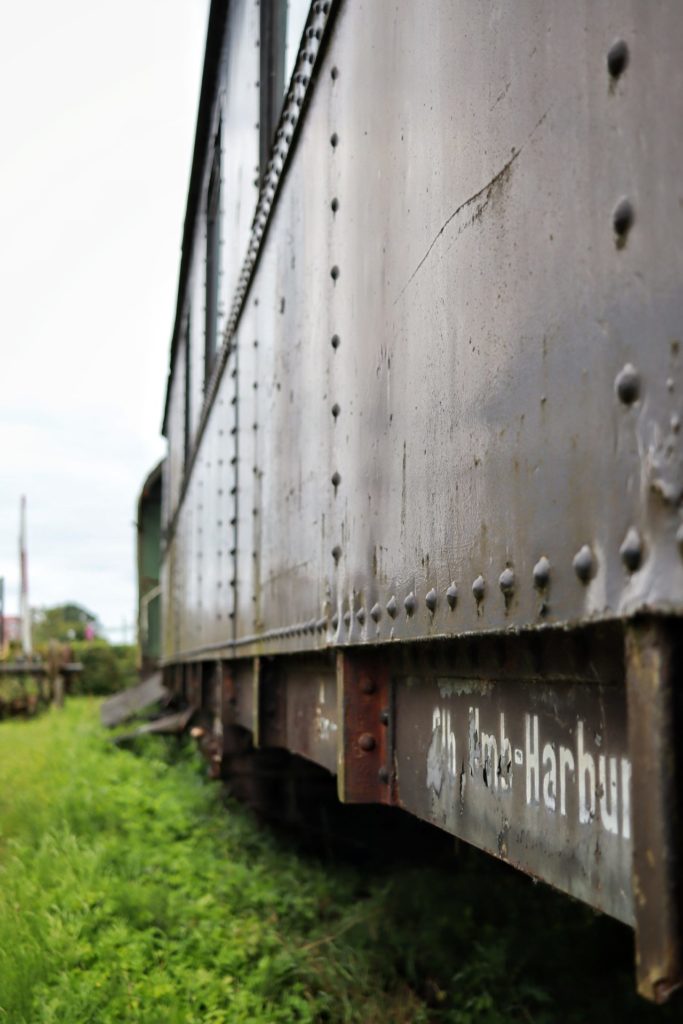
[159,1,268,662]
[282,659,338,774]
[247,225,334,647]
[219,0,260,311]
[395,674,631,924]
[203,0,683,655]
[187,246,206,445]
[192,361,237,648]
[233,299,260,642]
[161,343,186,661]
[164,342,186,534]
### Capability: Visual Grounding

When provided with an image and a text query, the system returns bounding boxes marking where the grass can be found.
[0,700,680,1023]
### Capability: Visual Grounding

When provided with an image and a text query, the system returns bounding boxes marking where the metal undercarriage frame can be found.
[165,615,681,1003]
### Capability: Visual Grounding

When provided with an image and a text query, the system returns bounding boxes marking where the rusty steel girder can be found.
[626,619,683,1002]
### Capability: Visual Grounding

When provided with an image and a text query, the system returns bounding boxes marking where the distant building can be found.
[2,616,22,645]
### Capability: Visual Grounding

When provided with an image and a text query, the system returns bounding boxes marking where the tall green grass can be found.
[0,701,679,1022]
[0,702,425,1023]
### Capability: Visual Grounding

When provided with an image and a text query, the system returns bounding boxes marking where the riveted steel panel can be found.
[219,0,260,311]
[163,0,683,663]
[183,0,683,657]
[326,0,683,643]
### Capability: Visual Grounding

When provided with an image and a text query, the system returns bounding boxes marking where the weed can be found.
[0,701,680,1023]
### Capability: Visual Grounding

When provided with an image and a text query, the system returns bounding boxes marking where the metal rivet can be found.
[331,197,339,213]
[425,588,437,612]
[332,544,342,563]
[386,596,398,618]
[331,612,339,629]
[359,733,376,752]
[378,766,389,784]
[472,575,485,602]
[316,617,327,632]
[332,402,340,418]
[361,677,376,695]
[613,197,634,244]
[370,602,382,623]
[499,568,515,595]
[330,265,340,280]
[331,471,341,487]
[607,39,629,79]
[356,607,366,625]
[379,708,389,726]
[330,132,339,147]
[620,527,643,572]
[573,544,595,583]
[615,363,640,405]
[532,556,551,590]
[331,334,340,349]
[445,583,458,610]
[330,66,339,81]
[404,592,416,616]
[343,610,351,627]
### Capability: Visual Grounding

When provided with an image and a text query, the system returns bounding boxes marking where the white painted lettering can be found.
[444,710,457,778]
[525,714,540,804]
[577,721,596,824]
[542,742,557,811]
[621,758,631,840]
[499,713,512,790]
[481,730,498,789]
[559,746,575,816]
[598,755,619,834]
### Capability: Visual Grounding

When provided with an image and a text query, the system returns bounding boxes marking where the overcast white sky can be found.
[0,1,209,638]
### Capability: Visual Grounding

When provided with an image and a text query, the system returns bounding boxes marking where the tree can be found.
[32,603,101,645]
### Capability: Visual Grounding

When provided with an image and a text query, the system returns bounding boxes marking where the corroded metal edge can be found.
[625,618,683,1002]
[158,607,674,667]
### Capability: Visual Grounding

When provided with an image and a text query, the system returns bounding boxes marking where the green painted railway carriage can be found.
[140,0,683,1001]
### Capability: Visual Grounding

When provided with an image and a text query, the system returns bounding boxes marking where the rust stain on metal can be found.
[625,618,682,1003]
[336,651,395,805]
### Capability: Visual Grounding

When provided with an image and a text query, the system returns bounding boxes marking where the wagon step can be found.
[100,672,168,728]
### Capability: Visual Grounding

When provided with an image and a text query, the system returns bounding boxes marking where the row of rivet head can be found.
[328,527,660,629]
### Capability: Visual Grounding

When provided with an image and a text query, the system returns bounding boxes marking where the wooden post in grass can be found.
[48,640,65,708]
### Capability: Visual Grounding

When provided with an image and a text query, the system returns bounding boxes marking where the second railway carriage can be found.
[151,0,683,1001]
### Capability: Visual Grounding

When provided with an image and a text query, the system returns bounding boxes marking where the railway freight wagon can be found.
[146,0,683,1001]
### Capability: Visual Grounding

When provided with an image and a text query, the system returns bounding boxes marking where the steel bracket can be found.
[626,617,683,1002]
[336,650,395,805]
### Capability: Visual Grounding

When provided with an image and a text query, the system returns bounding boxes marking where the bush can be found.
[68,641,137,696]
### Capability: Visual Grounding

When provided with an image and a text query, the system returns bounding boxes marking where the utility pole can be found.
[19,496,32,657]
